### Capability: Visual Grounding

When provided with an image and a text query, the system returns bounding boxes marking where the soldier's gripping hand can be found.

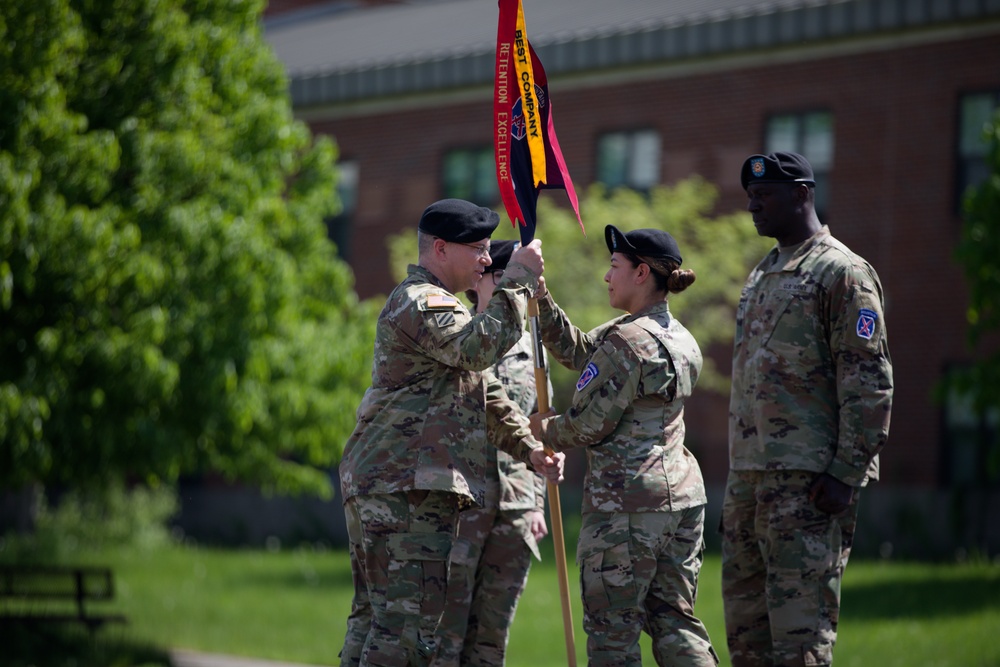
[529,448,565,484]
[809,472,855,515]
[510,239,544,278]
[533,276,549,300]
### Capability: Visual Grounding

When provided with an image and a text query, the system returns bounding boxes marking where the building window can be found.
[442,147,498,206]
[765,111,833,216]
[957,91,1000,210]
[596,129,661,191]
[942,368,1000,489]
[328,160,358,262]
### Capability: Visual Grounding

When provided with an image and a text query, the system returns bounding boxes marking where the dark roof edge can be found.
[288,1,1000,109]
[295,21,1000,121]
[293,19,1000,122]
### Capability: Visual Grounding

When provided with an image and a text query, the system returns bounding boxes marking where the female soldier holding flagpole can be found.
[529,225,719,667]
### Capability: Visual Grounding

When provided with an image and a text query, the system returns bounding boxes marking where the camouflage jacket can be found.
[729,225,894,486]
[339,263,544,508]
[536,296,706,514]
[490,329,547,513]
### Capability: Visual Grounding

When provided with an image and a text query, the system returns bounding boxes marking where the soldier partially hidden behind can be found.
[338,199,565,666]
[439,239,552,666]
[722,152,894,666]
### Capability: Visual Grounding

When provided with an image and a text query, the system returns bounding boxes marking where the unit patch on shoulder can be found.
[576,362,600,392]
[856,308,877,340]
[434,311,456,328]
[425,294,458,309]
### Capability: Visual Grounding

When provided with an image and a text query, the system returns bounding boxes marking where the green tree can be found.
[388,180,769,407]
[950,108,1000,481]
[0,0,377,499]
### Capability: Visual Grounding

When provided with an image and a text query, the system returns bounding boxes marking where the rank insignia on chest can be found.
[576,362,599,391]
[856,308,877,340]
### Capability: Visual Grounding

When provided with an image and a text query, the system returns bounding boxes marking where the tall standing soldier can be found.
[722,152,893,666]
[338,199,565,667]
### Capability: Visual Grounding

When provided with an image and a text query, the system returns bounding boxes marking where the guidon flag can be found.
[494,0,584,246]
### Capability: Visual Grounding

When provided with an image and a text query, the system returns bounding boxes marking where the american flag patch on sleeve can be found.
[426,294,458,309]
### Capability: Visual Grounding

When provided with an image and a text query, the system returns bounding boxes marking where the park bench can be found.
[0,565,127,634]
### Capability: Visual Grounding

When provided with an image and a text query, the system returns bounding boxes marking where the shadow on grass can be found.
[1,622,173,667]
[844,566,1000,620]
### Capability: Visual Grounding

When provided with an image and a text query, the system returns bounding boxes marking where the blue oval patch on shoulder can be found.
[576,362,599,392]
[856,308,877,340]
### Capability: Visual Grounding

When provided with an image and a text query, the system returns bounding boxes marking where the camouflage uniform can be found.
[339,262,545,667]
[436,329,548,667]
[723,226,893,666]
[535,295,719,667]
[342,503,371,667]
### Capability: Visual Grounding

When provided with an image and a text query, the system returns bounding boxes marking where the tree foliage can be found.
[0,0,377,498]
[388,180,770,408]
[955,109,1000,400]
[950,107,1000,480]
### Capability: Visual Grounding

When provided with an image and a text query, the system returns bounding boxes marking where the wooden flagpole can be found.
[528,296,577,667]
[495,2,579,661]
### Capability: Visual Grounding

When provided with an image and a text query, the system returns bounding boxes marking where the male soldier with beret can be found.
[722,152,894,666]
[338,199,565,667]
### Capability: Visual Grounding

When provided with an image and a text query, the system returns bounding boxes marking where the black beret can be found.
[483,239,517,273]
[605,225,682,266]
[418,198,500,243]
[740,151,815,190]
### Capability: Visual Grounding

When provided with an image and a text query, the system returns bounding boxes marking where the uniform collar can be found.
[625,300,670,322]
[767,225,831,272]
[408,263,449,290]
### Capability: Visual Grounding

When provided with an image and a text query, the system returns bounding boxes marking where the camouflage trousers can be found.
[341,498,373,667]
[433,504,538,666]
[339,491,474,667]
[720,470,861,667]
[577,508,719,667]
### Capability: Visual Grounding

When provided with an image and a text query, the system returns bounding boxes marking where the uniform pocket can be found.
[362,642,411,667]
[579,539,638,614]
[385,532,452,616]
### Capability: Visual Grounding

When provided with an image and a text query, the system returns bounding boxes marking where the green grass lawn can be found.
[6,540,1000,667]
[507,545,1000,667]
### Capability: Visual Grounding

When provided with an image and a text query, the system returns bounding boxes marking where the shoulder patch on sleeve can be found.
[424,293,458,310]
[843,285,884,352]
[434,311,456,328]
[856,308,877,340]
[576,362,599,391]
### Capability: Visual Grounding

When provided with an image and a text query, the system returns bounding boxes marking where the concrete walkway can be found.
[170,649,332,667]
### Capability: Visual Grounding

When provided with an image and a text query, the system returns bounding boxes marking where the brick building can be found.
[262,0,1000,556]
